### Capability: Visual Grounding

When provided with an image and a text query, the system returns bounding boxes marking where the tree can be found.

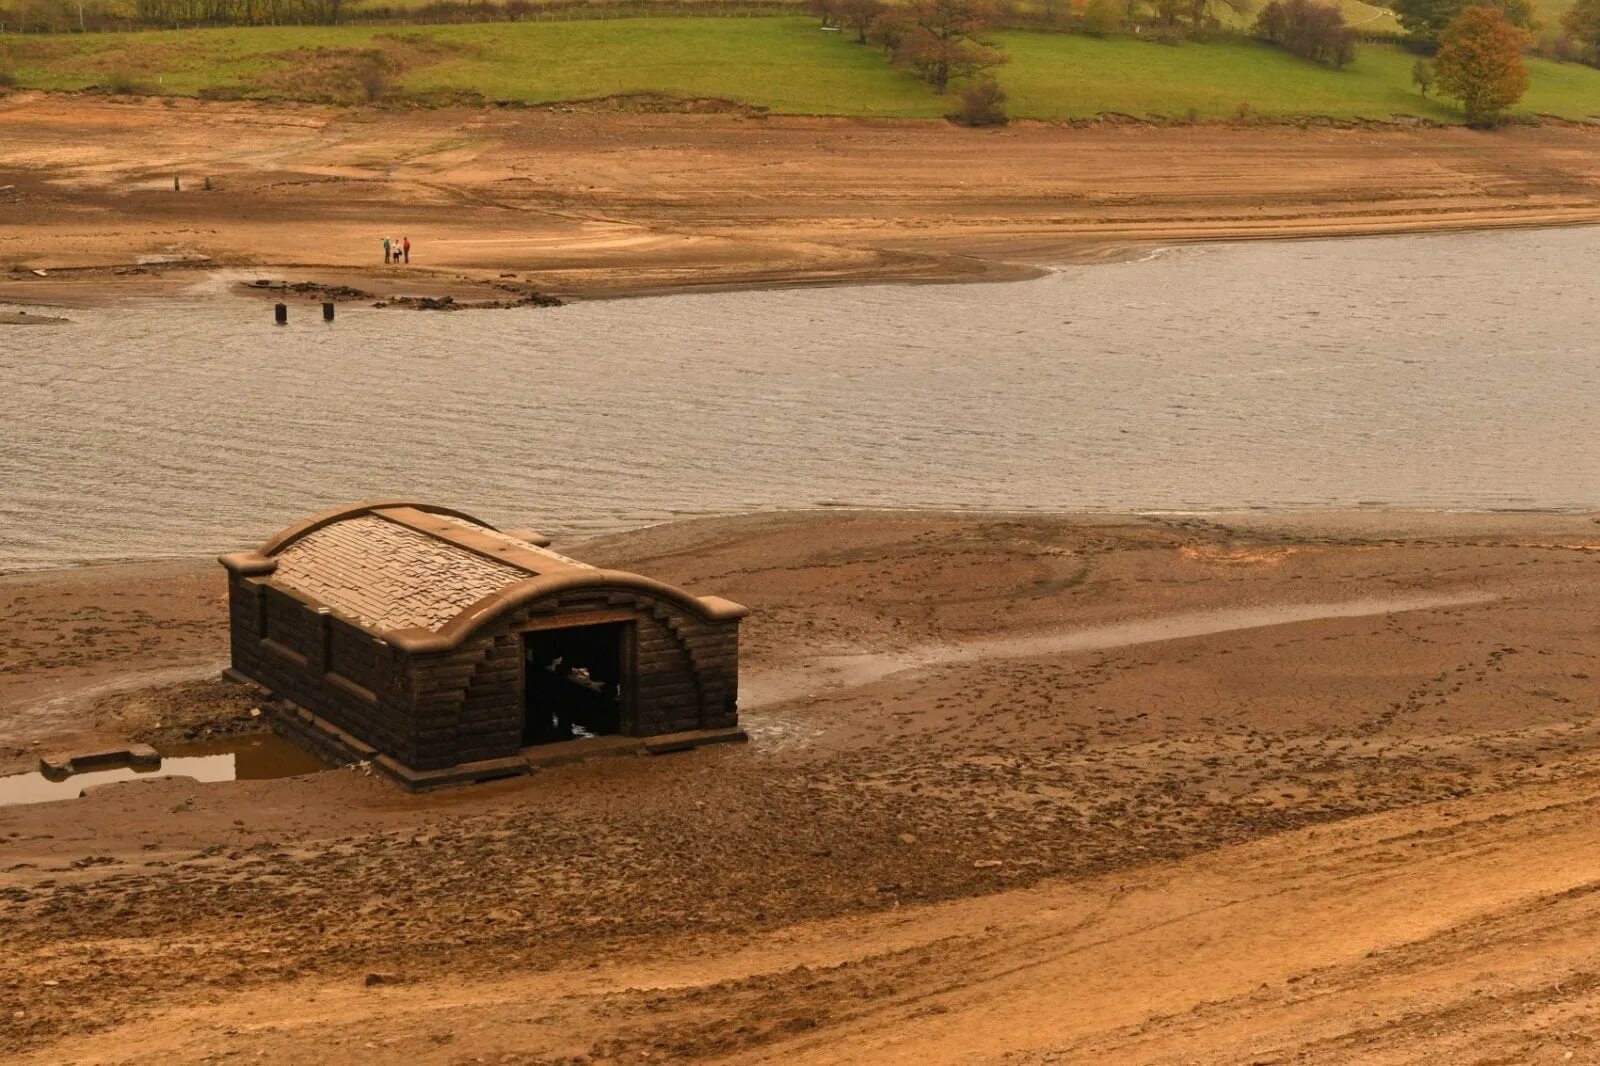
[838,0,885,42]
[1391,0,1534,45]
[1079,0,1123,34]
[1561,0,1600,63]
[955,77,1008,124]
[1433,5,1530,123]
[1254,0,1356,66]
[1412,56,1435,94]
[1183,0,1250,31]
[893,0,1006,93]
[868,7,913,53]
[809,0,840,27]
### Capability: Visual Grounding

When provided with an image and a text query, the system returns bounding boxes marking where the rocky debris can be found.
[107,678,272,750]
[290,281,368,299]
[249,280,370,300]
[382,294,455,310]
[69,855,117,869]
[374,290,562,312]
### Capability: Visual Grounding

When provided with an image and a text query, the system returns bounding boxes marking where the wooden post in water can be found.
[322,302,335,322]
[274,303,288,325]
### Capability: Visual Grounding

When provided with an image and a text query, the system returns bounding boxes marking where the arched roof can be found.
[219,501,747,652]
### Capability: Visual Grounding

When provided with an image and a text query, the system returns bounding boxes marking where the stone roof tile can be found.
[272,515,527,633]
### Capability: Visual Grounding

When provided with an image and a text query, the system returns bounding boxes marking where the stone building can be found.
[219,501,747,789]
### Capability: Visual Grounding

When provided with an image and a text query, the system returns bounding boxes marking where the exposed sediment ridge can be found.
[4,94,1600,306]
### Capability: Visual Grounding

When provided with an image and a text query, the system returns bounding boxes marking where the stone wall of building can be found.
[227,573,417,763]
[231,574,741,775]
[402,585,742,770]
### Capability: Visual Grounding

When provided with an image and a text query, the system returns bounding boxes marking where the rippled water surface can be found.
[3,229,1598,569]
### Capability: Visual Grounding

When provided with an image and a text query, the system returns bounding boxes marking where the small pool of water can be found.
[0,733,331,808]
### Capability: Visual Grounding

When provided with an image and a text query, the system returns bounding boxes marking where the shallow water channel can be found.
[3,227,1598,570]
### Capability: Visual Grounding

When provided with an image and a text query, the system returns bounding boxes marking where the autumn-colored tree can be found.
[1078,0,1123,34]
[1561,0,1600,63]
[893,0,1006,93]
[838,0,886,42]
[1433,5,1529,123]
[1255,0,1356,66]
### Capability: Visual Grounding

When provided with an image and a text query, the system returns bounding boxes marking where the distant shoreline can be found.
[5,506,1598,579]
[10,212,1600,313]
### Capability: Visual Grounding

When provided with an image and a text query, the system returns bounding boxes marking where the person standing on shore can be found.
[402,237,411,264]
[383,237,392,264]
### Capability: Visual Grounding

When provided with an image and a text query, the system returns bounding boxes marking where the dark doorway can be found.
[522,622,630,745]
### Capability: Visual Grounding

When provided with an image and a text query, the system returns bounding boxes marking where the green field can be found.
[4,16,1600,120]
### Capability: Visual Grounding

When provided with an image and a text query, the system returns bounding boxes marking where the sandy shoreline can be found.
[5,93,1600,309]
[6,508,1600,1061]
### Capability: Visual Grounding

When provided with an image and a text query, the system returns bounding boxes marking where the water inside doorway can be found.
[522,621,630,744]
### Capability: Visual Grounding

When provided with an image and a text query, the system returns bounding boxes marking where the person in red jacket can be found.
[402,237,411,264]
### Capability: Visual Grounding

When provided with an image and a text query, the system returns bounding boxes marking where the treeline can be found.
[807,0,1322,126]
[1,0,344,30]
[1394,0,1600,68]
[7,0,1599,65]
[0,0,802,31]
[0,0,1392,36]
[804,0,1541,126]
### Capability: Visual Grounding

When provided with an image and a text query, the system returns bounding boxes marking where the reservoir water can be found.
[2,228,1598,570]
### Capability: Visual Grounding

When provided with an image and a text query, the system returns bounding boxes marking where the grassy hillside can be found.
[4,17,1600,120]
[1000,31,1600,119]
[0,20,943,113]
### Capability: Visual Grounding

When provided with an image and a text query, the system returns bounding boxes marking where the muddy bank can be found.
[0,310,69,325]
[4,94,1600,307]
[5,510,1600,1061]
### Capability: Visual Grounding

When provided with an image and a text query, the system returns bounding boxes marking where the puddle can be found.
[0,733,331,808]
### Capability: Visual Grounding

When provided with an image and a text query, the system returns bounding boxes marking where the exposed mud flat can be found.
[0,310,69,325]
[4,510,1600,1062]
[5,94,1600,305]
